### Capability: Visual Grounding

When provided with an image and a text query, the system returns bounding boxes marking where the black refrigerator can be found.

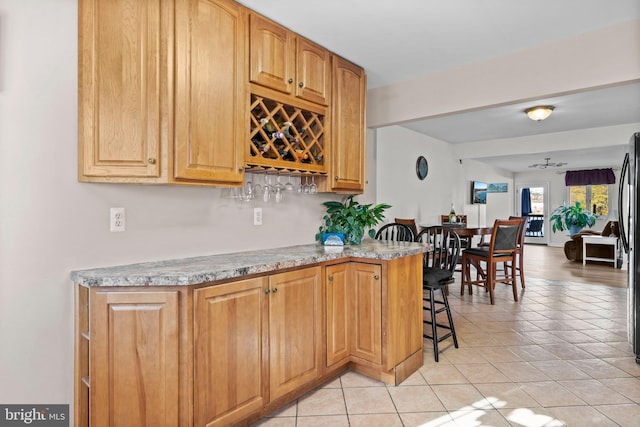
[619,132,640,364]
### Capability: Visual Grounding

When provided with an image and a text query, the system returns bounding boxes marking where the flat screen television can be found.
[471,181,487,204]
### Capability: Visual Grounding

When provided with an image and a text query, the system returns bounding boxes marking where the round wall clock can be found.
[416,156,429,180]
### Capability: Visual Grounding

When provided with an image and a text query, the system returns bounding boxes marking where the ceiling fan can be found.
[528,157,567,169]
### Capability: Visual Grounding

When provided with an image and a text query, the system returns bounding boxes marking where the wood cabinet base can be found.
[351,349,424,386]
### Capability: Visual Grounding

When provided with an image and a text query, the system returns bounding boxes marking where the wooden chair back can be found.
[486,218,522,255]
[374,223,415,242]
[394,218,418,237]
[416,226,461,277]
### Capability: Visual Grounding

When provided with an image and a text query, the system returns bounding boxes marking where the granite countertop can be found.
[71,240,428,287]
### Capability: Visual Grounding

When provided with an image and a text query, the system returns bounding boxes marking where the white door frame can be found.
[516,182,550,245]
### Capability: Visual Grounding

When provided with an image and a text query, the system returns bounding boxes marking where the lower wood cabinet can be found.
[194,277,268,427]
[326,262,382,367]
[193,267,322,425]
[75,257,421,426]
[268,267,322,400]
[325,256,422,383]
[88,289,182,427]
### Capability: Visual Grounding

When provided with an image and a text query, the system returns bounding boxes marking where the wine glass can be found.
[274,172,284,193]
[285,174,295,191]
[303,176,310,193]
[297,175,304,193]
[274,186,283,203]
[262,174,272,203]
[244,179,255,201]
[309,175,317,194]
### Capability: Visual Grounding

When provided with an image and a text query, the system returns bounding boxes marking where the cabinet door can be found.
[326,263,382,366]
[385,254,423,370]
[174,0,247,183]
[78,0,169,179]
[325,264,350,367]
[350,263,382,363]
[90,289,179,427]
[330,56,366,192]
[296,37,331,105]
[268,267,322,401]
[249,13,295,95]
[194,277,267,427]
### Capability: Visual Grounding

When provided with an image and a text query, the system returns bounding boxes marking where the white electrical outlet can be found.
[253,207,262,226]
[110,207,126,232]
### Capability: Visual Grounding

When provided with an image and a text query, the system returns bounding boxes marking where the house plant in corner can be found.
[316,195,391,245]
[550,201,598,236]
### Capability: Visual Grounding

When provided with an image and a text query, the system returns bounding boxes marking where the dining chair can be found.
[526,218,544,237]
[415,226,461,361]
[460,218,521,305]
[394,218,418,237]
[507,216,528,289]
[374,223,415,242]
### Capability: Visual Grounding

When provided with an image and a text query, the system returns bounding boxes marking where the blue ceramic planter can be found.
[569,225,584,236]
[322,233,345,245]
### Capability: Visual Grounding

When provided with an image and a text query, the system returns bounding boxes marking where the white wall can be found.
[375,126,513,228]
[367,20,640,127]
[0,0,345,408]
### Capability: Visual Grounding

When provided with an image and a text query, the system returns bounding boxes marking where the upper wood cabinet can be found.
[250,13,331,106]
[174,0,247,183]
[78,0,247,186]
[78,0,170,180]
[330,55,366,193]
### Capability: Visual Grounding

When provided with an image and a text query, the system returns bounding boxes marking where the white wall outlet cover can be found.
[110,207,126,232]
[253,207,262,226]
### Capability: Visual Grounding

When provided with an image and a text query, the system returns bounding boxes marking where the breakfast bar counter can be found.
[71,240,428,287]
[72,241,427,427]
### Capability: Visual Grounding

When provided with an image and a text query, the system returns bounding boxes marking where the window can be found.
[569,185,609,216]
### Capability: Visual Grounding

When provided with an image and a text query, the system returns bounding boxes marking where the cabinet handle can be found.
[335,176,339,181]
[299,81,304,88]
[272,287,278,293]
[328,276,333,281]
[374,275,379,280]
[148,158,156,164]
[265,289,270,295]
[239,166,244,171]
[288,78,293,84]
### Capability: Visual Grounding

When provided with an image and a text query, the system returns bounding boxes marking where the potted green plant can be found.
[316,195,391,245]
[550,201,598,235]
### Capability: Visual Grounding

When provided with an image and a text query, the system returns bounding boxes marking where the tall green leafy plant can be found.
[550,201,597,235]
[316,196,391,245]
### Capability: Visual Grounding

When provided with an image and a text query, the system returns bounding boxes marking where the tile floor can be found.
[252,277,640,427]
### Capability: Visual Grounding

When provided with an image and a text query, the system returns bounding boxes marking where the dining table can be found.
[420,223,493,248]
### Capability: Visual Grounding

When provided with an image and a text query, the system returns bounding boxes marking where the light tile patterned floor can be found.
[252,277,640,426]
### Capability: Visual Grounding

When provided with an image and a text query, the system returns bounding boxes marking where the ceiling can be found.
[237,0,640,172]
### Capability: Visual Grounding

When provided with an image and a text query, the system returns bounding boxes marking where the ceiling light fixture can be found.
[525,105,555,121]
[528,157,567,169]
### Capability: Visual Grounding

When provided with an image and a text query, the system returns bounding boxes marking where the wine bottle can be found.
[449,204,456,223]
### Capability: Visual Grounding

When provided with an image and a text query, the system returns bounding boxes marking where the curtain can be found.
[521,188,532,216]
[565,168,616,186]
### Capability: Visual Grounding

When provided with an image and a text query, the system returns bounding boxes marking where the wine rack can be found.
[248,93,327,174]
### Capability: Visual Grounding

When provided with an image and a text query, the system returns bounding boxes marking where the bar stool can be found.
[416,226,461,362]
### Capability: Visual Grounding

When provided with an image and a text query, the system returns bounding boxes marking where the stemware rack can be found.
[247,93,327,176]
